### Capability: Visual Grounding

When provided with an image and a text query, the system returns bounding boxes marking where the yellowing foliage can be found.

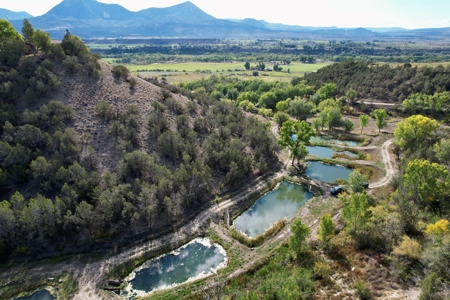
[425,219,450,236]
[393,236,421,260]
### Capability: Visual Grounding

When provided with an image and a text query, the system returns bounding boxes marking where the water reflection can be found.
[233,182,313,237]
[306,161,352,183]
[124,238,227,297]
[13,290,54,300]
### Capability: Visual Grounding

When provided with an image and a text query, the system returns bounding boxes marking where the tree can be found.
[274,111,290,127]
[317,83,337,100]
[0,19,22,43]
[32,30,52,55]
[290,219,310,260]
[403,159,449,204]
[94,100,111,119]
[394,115,439,151]
[372,109,388,133]
[244,61,250,70]
[318,214,334,243]
[342,118,354,133]
[21,19,34,43]
[341,191,372,234]
[278,120,316,165]
[345,88,357,102]
[359,114,369,134]
[288,97,314,120]
[348,170,368,193]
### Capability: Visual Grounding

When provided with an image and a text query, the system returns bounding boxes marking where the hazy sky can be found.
[3,0,450,29]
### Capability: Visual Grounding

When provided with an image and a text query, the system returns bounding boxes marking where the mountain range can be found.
[0,8,32,20]
[4,0,450,40]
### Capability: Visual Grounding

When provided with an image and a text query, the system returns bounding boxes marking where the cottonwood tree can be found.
[318,214,334,244]
[278,120,316,165]
[403,159,449,205]
[394,114,439,151]
[32,30,52,55]
[359,114,369,134]
[341,191,372,234]
[372,109,388,133]
[290,219,310,261]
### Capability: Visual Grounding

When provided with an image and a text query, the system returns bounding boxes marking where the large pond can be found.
[306,161,353,183]
[233,181,314,237]
[13,290,55,300]
[306,146,357,159]
[309,135,361,146]
[122,238,227,298]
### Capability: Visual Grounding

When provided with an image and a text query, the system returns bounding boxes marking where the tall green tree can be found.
[341,191,372,234]
[244,61,250,70]
[32,29,52,55]
[359,114,369,134]
[345,88,357,102]
[290,219,310,260]
[278,120,316,165]
[318,214,334,243]
[21,19,34,43]
[372,109,388,133]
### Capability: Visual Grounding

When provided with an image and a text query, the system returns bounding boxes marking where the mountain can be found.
[139,1,215,24]
[34,0,137,23]
[5,0,449,40]
[0,8,32,20]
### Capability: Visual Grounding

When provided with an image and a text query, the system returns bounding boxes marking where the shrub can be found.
[129,77,137,89]
[63,56,78,74]
[354,280,373,300]
[313,261,331,280]
[112,65,130,79]
[94,100,111,119]
[393,235,421,260]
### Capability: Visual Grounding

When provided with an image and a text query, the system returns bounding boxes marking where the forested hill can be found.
[0,32,279,259]
[304,60,450,102]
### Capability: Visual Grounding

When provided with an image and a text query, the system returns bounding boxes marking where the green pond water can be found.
[306,146,356,159]
[13,290,54,300]
[306,161,353,183]
[233,182,314,237]
[123,238,227,298]
[309,135,361,146]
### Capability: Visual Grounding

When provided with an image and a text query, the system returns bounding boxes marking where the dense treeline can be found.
[0,21,279,259]
[304,60,450,102]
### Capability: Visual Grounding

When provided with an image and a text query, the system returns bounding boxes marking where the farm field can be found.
[102,61,331,83]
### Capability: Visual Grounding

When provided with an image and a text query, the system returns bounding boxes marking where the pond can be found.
[306,146,357,159]
[305,161,353,183]
[13,290,55,300]
[233,181,314,238]
[309,135,361,146]
[122,238,227,298]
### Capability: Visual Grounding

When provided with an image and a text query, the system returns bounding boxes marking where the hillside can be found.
[0,32,279,260]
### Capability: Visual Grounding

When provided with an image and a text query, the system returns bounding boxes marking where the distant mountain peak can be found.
[0,8,33,20]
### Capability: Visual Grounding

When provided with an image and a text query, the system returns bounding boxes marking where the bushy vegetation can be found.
[304,60,450,102]
[0,22,281,260]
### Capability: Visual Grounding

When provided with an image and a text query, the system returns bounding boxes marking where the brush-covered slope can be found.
[0,33,279,259]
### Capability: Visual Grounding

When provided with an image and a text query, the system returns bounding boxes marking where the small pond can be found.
[122,238,227,298]
[306,161,353,183]
[309,135,361,146]
[13,290,54,300]
[306,146,357,159]
[233,181,313,237]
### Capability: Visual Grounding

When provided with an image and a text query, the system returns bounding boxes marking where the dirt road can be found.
[368,139,396,188]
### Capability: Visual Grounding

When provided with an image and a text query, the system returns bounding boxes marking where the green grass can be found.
[101,60,330,83]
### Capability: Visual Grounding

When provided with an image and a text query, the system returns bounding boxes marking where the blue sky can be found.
[2,0,450,29]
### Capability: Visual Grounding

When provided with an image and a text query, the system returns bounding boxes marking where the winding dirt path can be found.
[368,139,396,188]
